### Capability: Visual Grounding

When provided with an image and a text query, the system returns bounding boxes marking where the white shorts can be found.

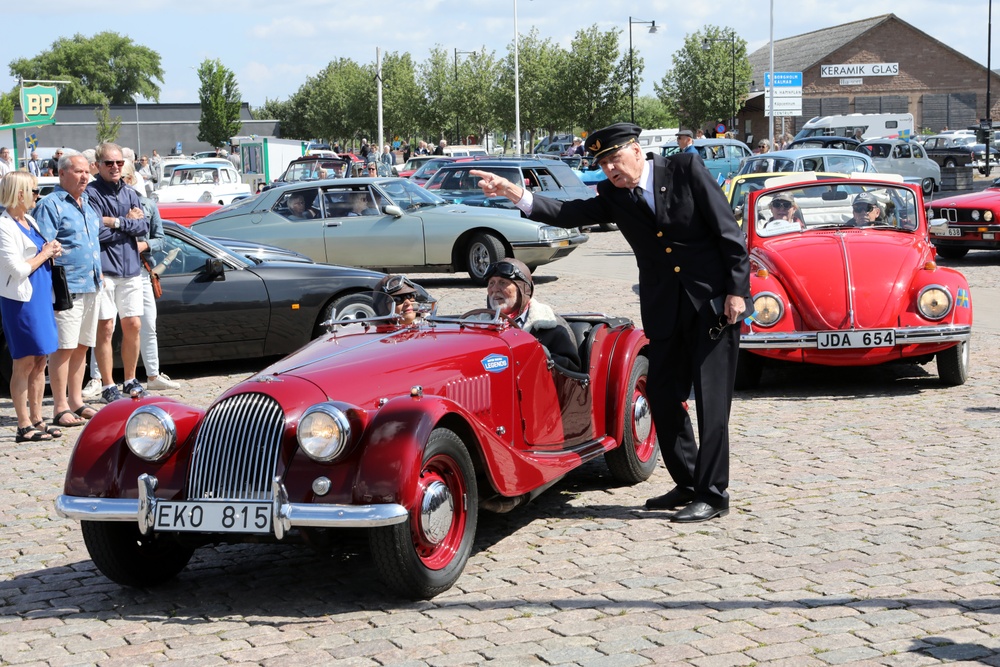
[55,291,100,349]
[98,275,145,320]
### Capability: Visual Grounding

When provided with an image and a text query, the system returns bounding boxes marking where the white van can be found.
[638,128,680,148]
[794,113,914,141]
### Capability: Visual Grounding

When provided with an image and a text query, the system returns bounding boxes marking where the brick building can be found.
[739,14,1000,146]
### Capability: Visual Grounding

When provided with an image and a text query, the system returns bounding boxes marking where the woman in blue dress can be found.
[0,172,63,441]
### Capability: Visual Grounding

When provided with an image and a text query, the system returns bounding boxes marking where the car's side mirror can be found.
[928,218,949,232]
[204,257,226,279]
[384,205,403,217]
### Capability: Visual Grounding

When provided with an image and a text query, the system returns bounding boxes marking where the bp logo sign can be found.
[20,85,59,123]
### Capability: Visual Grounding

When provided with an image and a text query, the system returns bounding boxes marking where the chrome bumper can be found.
[740,324,972,349]
[55,473,409,539]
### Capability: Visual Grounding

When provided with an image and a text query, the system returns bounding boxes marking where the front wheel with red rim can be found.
[605,354,660,483]
[370,427,478,599]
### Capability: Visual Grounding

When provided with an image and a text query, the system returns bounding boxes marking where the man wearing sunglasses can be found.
[763,192,804,232]
[485,258,580,373]
[849,192,882,227]
[470,122,749,523]
[85,143,149,404]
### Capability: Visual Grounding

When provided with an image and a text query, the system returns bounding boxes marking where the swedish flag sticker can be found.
[957,288,970,308]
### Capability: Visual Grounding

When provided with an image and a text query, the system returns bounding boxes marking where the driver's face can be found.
[487,277,519,315]
[853,203,879,223]
[395,296,417,323]
[289,197,305,211]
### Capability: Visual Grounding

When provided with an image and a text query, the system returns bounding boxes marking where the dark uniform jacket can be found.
[528,152,749,340]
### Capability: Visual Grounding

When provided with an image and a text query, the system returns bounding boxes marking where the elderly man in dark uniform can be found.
[470,123,750,523]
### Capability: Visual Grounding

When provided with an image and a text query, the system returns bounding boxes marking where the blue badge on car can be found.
[481,353,509,373]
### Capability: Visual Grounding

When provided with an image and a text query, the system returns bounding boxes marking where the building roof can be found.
[748,14,891,85]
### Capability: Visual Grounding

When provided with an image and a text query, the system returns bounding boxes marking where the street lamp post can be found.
[628,17,659,125]
[702,32,737,137]
[454,49,475,146]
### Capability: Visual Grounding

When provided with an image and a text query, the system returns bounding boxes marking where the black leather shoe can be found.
[645,487,696,510]
[669,501,729,523]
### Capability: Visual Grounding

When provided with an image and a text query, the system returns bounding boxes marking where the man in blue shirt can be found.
[677,130,699,154]
[34,153,104,428]
[86,143,149,403]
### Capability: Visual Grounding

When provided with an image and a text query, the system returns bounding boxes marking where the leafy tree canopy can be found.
[196,59,242,148]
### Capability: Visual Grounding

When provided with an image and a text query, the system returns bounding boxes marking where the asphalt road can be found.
[2,186,1000,666]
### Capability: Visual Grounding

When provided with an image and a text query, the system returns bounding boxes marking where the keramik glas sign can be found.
[821,63,899,77]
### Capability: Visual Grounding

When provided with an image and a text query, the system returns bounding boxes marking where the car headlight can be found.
[199,191,213,203]
[986,210,994,222]
[918,285,952,320]
[538,226,570,242]
[972,210,981,221]
[751,292,784,326]
[125,405,176,461]
[297,404,351,462]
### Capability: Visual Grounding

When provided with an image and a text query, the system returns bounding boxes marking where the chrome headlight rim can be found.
[198,190,213,203]
[751,291,784,327]
[985,210,994,222]
[917,284,953,320]
[972,210,981,221]
[125,405,177,461]
[297,403,352,462]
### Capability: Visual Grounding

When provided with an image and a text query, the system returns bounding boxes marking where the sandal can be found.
[33,421,62,439]
[15,425,53,442]
[53,410,86,428]
[73,404,98,420]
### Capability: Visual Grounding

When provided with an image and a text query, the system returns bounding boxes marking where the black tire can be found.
[944,158,957,168]
[465,232,504,285]
[921,178,934,197]
[734,350,763,390]
[937,341,970,386]
[313,293,377,336]
[935,245,969,260]
[605,355,660,484]
[81,521,193,587]
[369,428,478,599]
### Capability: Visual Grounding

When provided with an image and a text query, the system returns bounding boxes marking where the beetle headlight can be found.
[538,226,570,241]
[199,191,213,203]
[751,292,784,326]
[297,404,351,462]
[918,285,952,320]
[125,405,176,461]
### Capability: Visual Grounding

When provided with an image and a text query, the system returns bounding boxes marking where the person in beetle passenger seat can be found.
[485,257,581,373]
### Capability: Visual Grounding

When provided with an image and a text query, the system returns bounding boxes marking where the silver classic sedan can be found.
[191,177,587,284]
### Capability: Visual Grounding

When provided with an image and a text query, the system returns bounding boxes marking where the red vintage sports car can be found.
[929,177,1000,258]
[55,293,659,599]
[737,175,973,388]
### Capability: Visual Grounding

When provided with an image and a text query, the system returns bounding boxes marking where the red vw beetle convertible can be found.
[56,293,658,599]
[737,175,973,388]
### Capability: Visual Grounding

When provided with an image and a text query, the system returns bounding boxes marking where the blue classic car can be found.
[660,138,753,183]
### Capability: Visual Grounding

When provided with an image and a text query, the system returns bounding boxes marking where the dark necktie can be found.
[631,187,653,217]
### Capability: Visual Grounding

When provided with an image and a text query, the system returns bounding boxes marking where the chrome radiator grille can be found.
[187,393,285,501]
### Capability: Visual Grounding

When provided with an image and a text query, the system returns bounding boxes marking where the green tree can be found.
[95,101,122,143]
[9,32,163,105]
[454,49,502,145]
[380,52,423,143]
[0,93,14,125]
[418,48,457,143]
[496,28,563,149]
[655,26,751,131]
[196,59,243,148]
[562,25,630,131]
[633,95,677,130]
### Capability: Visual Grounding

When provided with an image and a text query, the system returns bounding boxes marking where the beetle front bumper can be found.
[740,324,972,349]
[55,473,408,540]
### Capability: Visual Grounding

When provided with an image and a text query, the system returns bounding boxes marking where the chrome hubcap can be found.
[420,480,454,545]
[633,395,651,442]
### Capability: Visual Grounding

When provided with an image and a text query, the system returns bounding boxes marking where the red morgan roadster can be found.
[737,175,973,388]
[56,292,659,599]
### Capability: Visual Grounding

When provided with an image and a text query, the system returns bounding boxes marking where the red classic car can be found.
[737,176,973,388]
[55,294,659,599]
[929,179,1000,258]
[156,201,222,227]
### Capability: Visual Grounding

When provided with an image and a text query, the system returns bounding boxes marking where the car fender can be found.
[603,327,650,446]
[352,395,477,508]
[63,397,205,499]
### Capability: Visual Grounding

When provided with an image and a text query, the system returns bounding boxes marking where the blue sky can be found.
[1,0,994,108]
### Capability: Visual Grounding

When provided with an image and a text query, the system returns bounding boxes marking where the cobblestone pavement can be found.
[2,228,1000,667]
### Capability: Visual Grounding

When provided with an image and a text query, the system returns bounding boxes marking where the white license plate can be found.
[985,233,995,240]
[940,227,963,237]
[817,329,895,349]
[153,501,272,534]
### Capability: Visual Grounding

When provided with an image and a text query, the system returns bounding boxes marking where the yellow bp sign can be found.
[20,85,59,123]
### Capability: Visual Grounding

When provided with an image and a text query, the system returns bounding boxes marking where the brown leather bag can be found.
[142,256,162,299]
